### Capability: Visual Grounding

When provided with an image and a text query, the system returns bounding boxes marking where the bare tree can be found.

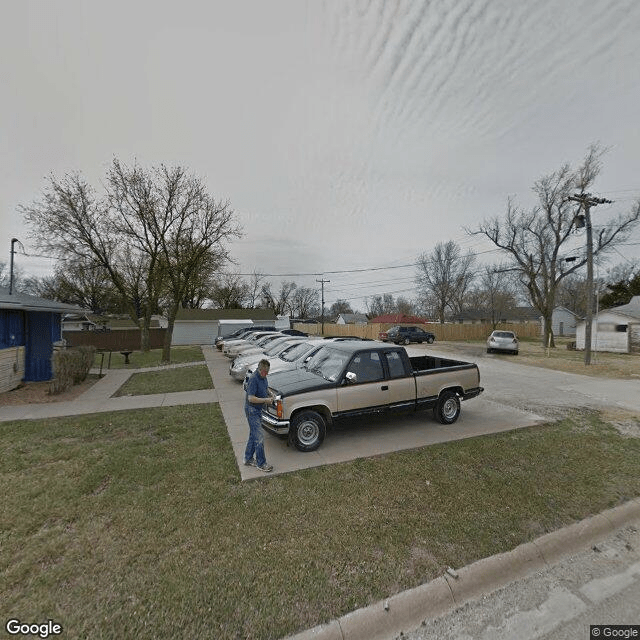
[477,264,520,328]
[555,272,591,317]
[129,163,241,363]
[365,293,396,317]
[22,160,241,360]
[247,270,267,308]
[21,172,162,349]
[470,144,640,347]
[291,287,320,318]
[209,272,250,309]
[328,299,353,317]
[0,261,24,291]
[395,296,415,316]
[261,280,297,315]
[22,258,122,313]
[415,241,476,323]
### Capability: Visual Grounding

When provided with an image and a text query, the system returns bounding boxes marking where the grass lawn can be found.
[2,405,639,639]
[514,337,640,378]
[101,346,204,370]
[113,365,213,397]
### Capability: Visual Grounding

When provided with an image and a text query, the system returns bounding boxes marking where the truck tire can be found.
[290,410,326,452]
[433,391,460,425]
[403,337,411,345]
[426,336,434,344]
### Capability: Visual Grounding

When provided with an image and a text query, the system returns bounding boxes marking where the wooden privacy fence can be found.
[293,322,542,341]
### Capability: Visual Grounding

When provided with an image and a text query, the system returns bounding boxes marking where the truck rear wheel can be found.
[433,391,460,425]
[290,410,326,452]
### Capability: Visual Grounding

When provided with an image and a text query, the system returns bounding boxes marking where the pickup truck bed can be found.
[261,342,483,452]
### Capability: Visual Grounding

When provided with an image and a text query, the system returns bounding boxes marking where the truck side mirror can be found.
[345,371,357,384]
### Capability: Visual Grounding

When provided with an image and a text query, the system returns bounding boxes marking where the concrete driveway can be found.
[206,345,554,480]
[431,342,640,418]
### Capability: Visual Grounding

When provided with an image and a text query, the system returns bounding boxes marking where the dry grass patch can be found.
[514,338,640,378]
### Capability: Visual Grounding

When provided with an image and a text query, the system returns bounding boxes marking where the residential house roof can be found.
[0,287,86,314]
[336,313,368,324]
[600,295,640,321]
[553,306,580,318]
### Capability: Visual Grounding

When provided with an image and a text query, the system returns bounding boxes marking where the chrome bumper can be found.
[261,411,290,435]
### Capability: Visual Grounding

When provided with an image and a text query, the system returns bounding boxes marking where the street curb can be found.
[283,499,640,640]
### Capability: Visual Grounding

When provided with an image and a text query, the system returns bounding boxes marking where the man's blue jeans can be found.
[244,406,266,467]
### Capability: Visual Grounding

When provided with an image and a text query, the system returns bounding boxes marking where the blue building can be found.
[0,287,85,393]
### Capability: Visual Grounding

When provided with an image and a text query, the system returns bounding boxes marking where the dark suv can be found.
[386,325,435,345]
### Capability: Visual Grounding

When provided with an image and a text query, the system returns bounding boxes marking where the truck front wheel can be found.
[290,410,326,452]
[433,391,460,425]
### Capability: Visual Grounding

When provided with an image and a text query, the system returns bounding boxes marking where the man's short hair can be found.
[258,359,270,371]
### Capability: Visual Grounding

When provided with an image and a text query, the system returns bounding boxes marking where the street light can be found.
[9,238,20,295]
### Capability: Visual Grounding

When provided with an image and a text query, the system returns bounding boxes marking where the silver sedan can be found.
[486,330,519,355]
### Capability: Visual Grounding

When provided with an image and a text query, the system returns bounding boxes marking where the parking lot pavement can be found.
[204,346,546,480]
[407,344,640,417]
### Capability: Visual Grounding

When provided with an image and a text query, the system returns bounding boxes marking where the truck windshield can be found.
[304,347,350,382]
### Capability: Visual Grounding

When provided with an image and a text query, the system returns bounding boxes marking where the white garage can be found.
[171,309,279,345]
[576,296,640,353]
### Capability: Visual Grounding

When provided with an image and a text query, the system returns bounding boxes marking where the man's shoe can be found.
[256,463,273,472]
[244,458,256,467]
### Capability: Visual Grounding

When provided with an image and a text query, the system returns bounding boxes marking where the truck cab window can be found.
[348,352,384,383]
[385,351,405,378]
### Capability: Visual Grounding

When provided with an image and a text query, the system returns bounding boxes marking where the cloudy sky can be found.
[2,0,639,311]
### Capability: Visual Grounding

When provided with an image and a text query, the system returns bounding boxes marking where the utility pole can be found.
[9,238,19,295]
[567,193,612,365]
[316,278,330,335]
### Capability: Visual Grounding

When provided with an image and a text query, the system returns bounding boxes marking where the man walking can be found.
[244,358,274,472]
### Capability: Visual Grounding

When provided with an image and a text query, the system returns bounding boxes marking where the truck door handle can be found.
[381,385,388,391]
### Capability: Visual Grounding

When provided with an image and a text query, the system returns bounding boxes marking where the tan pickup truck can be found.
[261,341,483,452]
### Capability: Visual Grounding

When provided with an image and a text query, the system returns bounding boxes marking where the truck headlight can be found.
[275,397,283,419]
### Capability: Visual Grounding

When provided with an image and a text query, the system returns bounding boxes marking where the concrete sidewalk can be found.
[0,358,218,422]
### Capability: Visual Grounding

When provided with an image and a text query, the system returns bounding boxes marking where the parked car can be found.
[222,331,279,357]
[281,329,309,337]
[261,342,483,451]
[229,336,307,380]
[242,337,363,388]
[241,339,326,386]
[225,332,287,359]
[215,325,275,350]
[486,330,519,355]
[386,326,435,345]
